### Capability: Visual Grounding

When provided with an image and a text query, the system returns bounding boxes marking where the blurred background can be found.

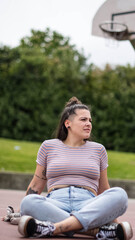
[0,0,135,179]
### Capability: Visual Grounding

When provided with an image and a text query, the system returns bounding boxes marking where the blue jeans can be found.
[20,186,128,231]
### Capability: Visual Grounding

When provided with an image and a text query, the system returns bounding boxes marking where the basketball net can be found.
[99,21,128,49]
[103,31,119,49]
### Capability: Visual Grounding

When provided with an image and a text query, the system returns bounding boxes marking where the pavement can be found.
[0,189,134,240]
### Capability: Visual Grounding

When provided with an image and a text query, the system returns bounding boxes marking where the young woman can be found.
[17,97,132,239]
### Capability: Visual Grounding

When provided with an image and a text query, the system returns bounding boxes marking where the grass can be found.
[0,138,41,173]
[0,138,135,180]
[107,151,135,180]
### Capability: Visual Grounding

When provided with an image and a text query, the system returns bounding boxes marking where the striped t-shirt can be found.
[36,139,108,193]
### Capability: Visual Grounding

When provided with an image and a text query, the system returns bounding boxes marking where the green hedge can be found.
[0,29,135,152]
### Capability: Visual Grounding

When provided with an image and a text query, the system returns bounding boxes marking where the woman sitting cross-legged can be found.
[18,97,133,240]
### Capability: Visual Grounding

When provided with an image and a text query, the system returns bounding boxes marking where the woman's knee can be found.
[20,194,43,216]
[113,187,128,199]
[110,187,128,210]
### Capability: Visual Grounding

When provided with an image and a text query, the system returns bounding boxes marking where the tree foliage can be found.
[0,29,135,152]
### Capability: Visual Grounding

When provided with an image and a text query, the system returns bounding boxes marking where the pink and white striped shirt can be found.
[36,139,108,193]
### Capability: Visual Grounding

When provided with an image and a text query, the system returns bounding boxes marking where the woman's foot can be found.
[18,215,56,237]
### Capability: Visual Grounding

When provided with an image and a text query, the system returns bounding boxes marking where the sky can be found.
[0,0,135,68]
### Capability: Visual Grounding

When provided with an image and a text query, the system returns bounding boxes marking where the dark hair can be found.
[56,96,90,141]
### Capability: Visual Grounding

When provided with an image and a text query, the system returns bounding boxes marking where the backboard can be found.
[91,0,135,49]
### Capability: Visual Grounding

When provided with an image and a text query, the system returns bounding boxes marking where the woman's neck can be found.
[63,138,85,147]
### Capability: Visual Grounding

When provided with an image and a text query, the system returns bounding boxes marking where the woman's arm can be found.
[97,168,110,195]
[2,164,47,222]
[26,164,47,195]
[98,168,118,223]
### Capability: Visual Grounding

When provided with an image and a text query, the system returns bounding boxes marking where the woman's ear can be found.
[64,119,71,129]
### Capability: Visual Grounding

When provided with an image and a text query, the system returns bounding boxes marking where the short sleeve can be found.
[100,145,108,171]
[36,141,47,167]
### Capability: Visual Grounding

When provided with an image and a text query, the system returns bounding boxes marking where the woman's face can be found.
[66,109,92,140]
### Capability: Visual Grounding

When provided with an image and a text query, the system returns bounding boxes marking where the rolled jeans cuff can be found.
[71,212,88,231]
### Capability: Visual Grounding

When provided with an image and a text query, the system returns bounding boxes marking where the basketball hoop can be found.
[99,21,128,40]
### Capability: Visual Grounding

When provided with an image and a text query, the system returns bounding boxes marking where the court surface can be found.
[0,189,134,239]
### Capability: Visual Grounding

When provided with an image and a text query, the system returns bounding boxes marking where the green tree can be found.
[86,64,135,152]
[1,30,135,152]
[0,29,87,141]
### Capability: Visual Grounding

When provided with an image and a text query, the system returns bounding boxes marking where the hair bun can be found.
[65,96,82,107]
